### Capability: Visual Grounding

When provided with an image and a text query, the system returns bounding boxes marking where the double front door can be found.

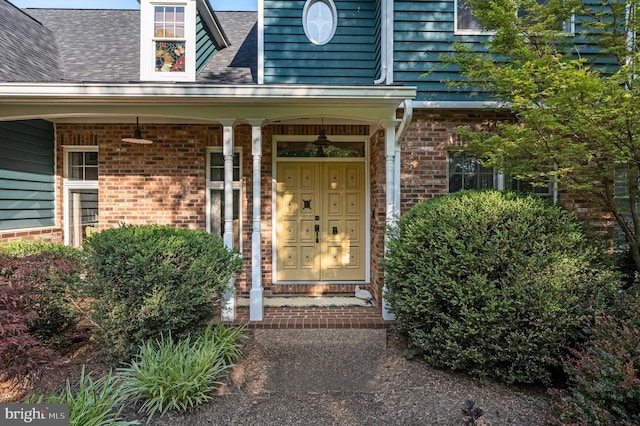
[276,162,366,281]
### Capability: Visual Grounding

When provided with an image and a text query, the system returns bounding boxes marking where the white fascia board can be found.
[197,0,231,48]
[0,83,416,103]
[413,100,510,109]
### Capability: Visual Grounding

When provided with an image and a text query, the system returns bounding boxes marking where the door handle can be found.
[314,224,320,243]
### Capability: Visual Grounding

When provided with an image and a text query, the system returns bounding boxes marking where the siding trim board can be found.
[0,120,55,231]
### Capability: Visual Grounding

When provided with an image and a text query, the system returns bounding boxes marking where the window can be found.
[68,151,98,180]
[448,151,554,200]
[455,0,573,35]
[455,0,485,34]
[518,0,574,34]
[448,151,496,191]
[140,0,195,81]
[303,0,338,45]
[614,163,638,245]
[207,149,242,250]
[154,6,186,72]
[64,147,98,247]
[276,140,365,158]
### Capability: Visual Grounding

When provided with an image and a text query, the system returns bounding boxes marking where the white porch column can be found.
[382,120,399,321]
[247,119,264,321]
[221,121,236,322]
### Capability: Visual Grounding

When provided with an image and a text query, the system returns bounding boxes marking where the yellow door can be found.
[276,162,366,281]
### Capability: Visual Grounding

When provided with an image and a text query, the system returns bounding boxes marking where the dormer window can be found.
[140,0,196,82]
[154,6,186,72]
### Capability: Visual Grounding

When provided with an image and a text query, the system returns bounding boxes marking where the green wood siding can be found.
[196,10,219,75]
[394,0,617,103]
[394,0,488,103]
[264,0,378,84]
[0,120,55,230]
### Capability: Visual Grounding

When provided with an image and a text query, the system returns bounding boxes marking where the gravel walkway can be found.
[126,329,550,426]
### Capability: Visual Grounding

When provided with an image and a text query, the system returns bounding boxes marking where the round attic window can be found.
[303,0,337,45]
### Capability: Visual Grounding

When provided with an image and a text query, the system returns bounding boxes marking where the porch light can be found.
[313,120,331,157]
[122,117,153,144]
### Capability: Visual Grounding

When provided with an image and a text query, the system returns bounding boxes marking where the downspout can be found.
[373,0,388,84]
[393,99,413,220]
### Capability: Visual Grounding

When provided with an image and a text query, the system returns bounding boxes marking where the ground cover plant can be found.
[32,367,139,426]
[118,325,246,421]
[83,224,243,361]
[384,190,621,384]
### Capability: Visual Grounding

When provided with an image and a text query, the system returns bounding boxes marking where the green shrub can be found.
[384,190,621,384]
[0,239,85,262]
[548,295,640,425]
[83,224,243,361]
[31,367,138,426]
[118,325,245,421]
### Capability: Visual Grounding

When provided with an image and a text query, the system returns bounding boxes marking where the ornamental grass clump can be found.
[32,367,138,426]
[384,190,621,384]
[118,325,245,421]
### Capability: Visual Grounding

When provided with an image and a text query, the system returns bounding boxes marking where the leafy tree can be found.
[445,0,640,271]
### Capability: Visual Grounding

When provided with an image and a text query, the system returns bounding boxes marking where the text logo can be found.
[1,404,68,425]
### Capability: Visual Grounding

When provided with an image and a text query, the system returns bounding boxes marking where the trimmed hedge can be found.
[384,191,621,384]
[83,225,243,361]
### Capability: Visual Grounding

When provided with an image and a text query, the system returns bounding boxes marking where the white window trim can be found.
[454,0,493,36]
[206,147,242,251]
[302,0,338,46]
[140,0,197,82]
[63,146,98,246]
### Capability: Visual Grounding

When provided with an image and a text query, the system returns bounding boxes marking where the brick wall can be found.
[369,129,386,306]
[399,109,612,236]
[0,227,63,243]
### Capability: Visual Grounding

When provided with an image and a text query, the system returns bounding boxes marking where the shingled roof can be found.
[25,8,140,83]
[0,1,62,82]
[1,1,257,84]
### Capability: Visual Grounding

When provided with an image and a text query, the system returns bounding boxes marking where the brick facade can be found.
[1,110,613,307]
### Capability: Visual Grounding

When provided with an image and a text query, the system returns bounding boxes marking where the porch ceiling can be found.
[0,83,416,126]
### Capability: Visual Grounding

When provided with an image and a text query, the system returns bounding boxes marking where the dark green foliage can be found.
[384,191,621,384]
[548,295,640,425]
[83,224,243,362]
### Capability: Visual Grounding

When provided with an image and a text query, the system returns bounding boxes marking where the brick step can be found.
[228,306,393,329]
